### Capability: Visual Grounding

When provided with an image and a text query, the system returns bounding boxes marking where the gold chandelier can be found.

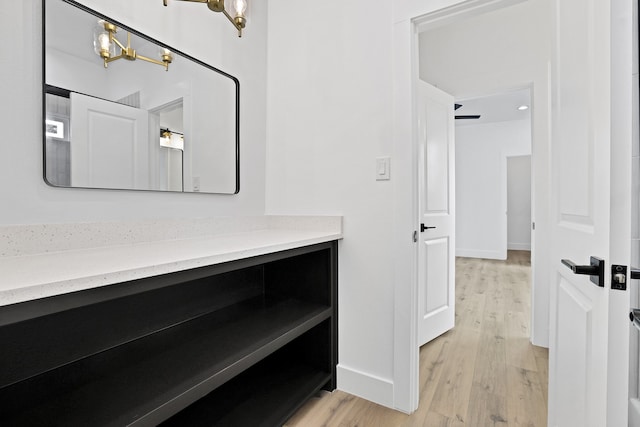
[163,0,248,37]
[93,21,173,71]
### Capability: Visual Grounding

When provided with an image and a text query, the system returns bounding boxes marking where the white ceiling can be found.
[454,88,531,126]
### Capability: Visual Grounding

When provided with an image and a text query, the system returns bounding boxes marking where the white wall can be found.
[0,0,266,224]
[456,120,531,259]
[266,0,397,407]
[507,155,532,251]
[419,0,551,347]
[265,0,551,411]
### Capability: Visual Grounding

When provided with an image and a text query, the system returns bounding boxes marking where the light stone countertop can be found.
[0,216,342,307]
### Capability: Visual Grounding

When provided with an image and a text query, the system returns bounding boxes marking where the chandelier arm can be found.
[222,9,243,36]
[136,54,170,70]
[163,0,246,37]
[105,54,124,64]
[110,36,127,51]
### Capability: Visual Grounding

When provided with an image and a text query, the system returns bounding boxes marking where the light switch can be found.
[376,157,390,181]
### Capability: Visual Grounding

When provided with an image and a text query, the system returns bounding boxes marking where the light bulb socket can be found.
[162,53,173,63]
[234,15,246,29]
[161,50,173,64]
[102,21,117,33]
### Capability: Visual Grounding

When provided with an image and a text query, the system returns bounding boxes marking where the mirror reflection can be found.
[44,0,240,194]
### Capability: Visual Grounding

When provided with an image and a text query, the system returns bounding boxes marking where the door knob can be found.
[420,224,436,232]
[560,256,605,287]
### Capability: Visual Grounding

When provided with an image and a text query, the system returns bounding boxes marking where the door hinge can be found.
[413,230,418,242]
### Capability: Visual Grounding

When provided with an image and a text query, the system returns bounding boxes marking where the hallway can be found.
[285,251,548,426]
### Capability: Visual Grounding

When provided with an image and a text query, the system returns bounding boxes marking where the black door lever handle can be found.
[561,259,599,275]
[560,256,604,287]
[631,267,640,280]
[420,224,436,232]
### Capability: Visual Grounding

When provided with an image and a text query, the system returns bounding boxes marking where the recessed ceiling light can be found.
[517,105,529,111]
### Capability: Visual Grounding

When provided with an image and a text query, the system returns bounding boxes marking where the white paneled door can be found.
[70,92,150,190]
[417,81,455,347]
[548,0,631,425]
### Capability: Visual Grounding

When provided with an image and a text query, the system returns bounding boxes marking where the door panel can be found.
[423,238,450,314]
[425,102,450,213]
[417,81,455,347]
[555,277,592,427]
[556,0,592,221]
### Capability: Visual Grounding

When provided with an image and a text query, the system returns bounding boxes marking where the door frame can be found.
[391,0,534,413]
[390,0,633,419]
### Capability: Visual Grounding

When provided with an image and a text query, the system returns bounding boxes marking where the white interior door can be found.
[70,92,149,190]
[417,81,455,347]
[548,0,631,425]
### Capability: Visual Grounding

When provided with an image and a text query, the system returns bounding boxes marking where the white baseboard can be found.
[455,248,504,260]
[336,365,394,409]
[507,242,531,251]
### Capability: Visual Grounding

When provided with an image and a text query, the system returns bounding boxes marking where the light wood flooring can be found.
[284,251,548,427]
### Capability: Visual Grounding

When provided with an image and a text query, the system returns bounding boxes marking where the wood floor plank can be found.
[465,383,508,427]
[532,345,549,411]
[506,365,547,427]
[401,329,457,427]
[505,311,538,371]
[428,327,481,423]
[473,330,507,397]
[421,411,465,427]
[284,251,547,427]
[456,293,486,332]
[333,397,407,427]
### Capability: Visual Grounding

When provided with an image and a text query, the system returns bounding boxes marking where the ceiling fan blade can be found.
[455,115,481,120]
[454,103,463,111]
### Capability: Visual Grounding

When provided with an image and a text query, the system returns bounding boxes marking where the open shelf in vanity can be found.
[0,240,337,426]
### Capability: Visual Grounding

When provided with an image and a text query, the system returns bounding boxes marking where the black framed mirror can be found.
[43,0,240,194]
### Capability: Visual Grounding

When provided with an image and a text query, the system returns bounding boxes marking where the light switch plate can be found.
[376,157,390,181]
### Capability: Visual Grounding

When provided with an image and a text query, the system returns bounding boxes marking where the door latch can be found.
[611,265,627,291]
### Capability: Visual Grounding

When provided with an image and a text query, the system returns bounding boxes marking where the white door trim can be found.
[412,0,526,32]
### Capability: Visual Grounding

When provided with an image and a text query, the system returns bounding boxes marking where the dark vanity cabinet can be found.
[0,241,337,426]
